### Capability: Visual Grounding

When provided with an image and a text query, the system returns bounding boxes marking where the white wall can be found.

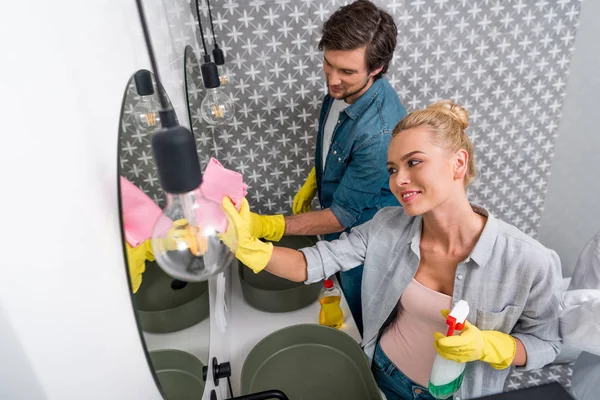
[0,1,182,398]
[538,0,600,277]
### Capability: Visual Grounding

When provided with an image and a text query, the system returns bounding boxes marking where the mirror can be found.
[117,69,210,399]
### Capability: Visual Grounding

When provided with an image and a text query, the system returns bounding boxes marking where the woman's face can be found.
[387,126,460,216]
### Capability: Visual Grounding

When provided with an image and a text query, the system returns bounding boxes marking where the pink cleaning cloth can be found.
[198,157,248,232]
[120,177,162,247]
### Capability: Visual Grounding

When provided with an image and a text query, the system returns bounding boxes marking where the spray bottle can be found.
[428,300,470,399]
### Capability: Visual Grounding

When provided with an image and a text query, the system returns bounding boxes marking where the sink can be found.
[134,261,209,333]
[239,236,322,313]
[241,324,381,400]
[149,349,205,400]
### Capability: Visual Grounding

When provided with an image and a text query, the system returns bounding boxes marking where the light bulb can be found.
[133,95,161,128]
[150,124,234,282]
[151,187,234,282]
[200,88,234,125]
[217,65,230,86]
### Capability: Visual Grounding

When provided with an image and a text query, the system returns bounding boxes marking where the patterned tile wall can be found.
[119,0,583,238]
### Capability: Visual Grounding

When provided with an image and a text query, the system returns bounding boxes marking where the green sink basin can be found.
[241,324,381,400]
[134,261,209,333]
[239,236,322,313]
[149,349,205,400]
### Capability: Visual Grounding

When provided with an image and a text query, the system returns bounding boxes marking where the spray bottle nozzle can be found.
[445,300,470,337]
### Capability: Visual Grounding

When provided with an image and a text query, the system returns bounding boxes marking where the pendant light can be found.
[195,0,234,126]
[134,0,234,282]
[206,0,229,86]
[132,69,161,128]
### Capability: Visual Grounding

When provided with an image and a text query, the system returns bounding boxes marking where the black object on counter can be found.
[473,382,574,400]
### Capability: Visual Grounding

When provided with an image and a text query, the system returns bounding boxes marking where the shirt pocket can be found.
[476,305,521,333]
[325,141,349,180]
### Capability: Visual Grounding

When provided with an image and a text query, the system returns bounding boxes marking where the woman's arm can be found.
[511,338,527,366]
[265,247,308,282]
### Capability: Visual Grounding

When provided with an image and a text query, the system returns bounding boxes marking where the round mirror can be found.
[117,69,210,400]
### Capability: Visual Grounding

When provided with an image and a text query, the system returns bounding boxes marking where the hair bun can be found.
[427,100,469,130]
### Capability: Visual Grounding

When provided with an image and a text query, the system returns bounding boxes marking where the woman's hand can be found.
[219,197,274,273]
[434,310,517,370]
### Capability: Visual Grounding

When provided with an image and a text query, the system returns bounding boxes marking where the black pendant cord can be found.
[134,0,171,115]
[206,0,218,47]
[194,0,210,57]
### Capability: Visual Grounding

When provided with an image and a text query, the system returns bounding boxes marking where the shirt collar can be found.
[406,204,499,268]
[343,78,385,120]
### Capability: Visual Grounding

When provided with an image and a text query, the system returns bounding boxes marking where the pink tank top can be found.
[379,278,453,387]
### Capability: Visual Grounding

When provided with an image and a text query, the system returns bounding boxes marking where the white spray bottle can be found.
[428,300,470,399]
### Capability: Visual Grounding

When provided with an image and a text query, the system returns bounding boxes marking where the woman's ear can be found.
[454,149,469,182]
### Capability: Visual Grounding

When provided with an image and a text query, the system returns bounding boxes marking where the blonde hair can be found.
[392,100,476,186]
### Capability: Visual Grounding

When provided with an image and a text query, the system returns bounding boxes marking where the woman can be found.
[220,101,563,399]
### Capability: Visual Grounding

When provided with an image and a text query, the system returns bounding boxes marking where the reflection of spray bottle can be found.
[429,300,470,399]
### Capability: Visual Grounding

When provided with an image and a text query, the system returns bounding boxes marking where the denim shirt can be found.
[315,78,406,241]
[300,205,563,399]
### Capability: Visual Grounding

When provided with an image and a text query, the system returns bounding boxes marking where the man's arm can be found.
[283,208,345,236]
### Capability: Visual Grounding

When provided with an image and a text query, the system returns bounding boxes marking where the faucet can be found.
[210,389,289,400]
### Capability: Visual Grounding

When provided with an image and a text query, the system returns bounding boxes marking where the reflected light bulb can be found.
[217,65,230,86]
[133,69,161,129]
[151,125,235,282]
[200,88,234,126]
[134,95,161,128]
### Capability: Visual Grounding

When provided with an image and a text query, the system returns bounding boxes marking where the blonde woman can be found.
[220,101,562,399]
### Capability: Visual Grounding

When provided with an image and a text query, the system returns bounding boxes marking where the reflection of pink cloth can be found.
[199,158,248,232]
[120,177,162,247]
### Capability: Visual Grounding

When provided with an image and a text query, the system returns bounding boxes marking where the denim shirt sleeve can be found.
[512,249,563,370]
[329,130,392,228]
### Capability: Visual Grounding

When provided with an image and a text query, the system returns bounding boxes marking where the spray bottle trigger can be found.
[446,315,457,337]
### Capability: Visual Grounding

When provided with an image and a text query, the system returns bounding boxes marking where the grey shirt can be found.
[300,205,563,399]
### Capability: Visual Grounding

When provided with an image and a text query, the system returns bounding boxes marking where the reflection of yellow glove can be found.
[249,212,285,242]
[125,239,154,293]
[218,197,273,273]
[434,310,516,370]
[292,167,317,215]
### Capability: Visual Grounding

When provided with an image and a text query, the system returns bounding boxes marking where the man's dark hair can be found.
[318,0,397,79]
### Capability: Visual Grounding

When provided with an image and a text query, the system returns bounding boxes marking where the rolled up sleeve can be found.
[300,217,373,284]
[330,131,391,228]
[512,250,563,370]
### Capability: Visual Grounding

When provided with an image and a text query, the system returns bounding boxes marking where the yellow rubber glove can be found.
[292,167,317,215]
[218,197,274,273]
[434,310,516,370]
[249,212,285,242]
[125,239,154,293]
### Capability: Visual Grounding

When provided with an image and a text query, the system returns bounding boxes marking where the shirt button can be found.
[338,157,342,161]
[457,274,464,280]
[333,150,337,155]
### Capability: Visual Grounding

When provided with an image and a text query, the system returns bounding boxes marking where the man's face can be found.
[323,47,380,103]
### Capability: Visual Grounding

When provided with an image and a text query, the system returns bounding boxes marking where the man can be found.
[250,0,406,333]
[560,231,600,400]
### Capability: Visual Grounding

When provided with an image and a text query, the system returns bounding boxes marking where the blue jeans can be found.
[372,342,445,400]
[338,265,364,335]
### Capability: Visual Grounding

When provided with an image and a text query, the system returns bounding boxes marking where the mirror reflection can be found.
[118,69,210,400]
[184,45,214,171]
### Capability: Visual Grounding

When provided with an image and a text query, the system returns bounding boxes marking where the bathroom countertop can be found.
[228,262,362,397]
